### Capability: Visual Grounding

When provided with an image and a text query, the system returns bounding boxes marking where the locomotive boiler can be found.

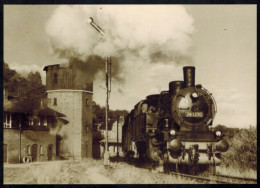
[122,66,229,174]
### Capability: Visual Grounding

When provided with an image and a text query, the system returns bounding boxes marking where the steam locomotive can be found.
[122,66,229,174]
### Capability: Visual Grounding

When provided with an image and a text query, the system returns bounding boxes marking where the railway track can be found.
[112,157,257,184]
[168,171,257,184]
[210,173,257,184]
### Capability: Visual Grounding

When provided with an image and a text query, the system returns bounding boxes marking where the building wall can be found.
[99,116,125,158]
[45,65,93,91]
[44,64,94,160]
[81,92,93,158]
[100,144,123,158]
[109,123,123,142]
[47,90,93,159]
[4,128,56,163]
[101,117,124,142]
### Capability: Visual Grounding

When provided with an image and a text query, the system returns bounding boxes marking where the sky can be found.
[4,5,256,128]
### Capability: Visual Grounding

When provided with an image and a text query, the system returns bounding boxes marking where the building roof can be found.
[43,63,72,71]
[57,116,70,124]
[99,116,125,131]
[11,126,50,131]
[4,99,32,113]
[99,119,116,130]
[43,64,60,71]
[34,106,65,117]
[4,98,65,117]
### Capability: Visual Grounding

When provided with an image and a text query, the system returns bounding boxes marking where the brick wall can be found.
[4,128,57,163]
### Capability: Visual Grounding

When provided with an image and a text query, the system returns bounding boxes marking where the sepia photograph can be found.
[3,4,257,184]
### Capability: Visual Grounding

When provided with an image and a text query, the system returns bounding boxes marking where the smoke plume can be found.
[46,5,194,110]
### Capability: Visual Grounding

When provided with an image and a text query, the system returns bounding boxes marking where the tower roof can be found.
[43,64,60,71]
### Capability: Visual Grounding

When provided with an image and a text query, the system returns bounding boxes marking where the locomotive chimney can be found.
[169,81,184,96]
[183,66,195,88]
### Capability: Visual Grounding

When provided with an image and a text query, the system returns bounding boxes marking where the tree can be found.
[26,71,46,98]
[92,103,106,124]
[4,62,46,102]
[92,102,129,124]
[3,62,24,96]
[3,62,16,83]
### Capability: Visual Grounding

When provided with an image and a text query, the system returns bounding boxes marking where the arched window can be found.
[3,113,12,128]
[85,98,89,106]
[29,116,33,126]
[53,98,57,106]
[40,145,44,155]
[43,118,47,126]
[53,73,58,84]
[48,98,51,104]
[27,145,31,155]
[38,117,41,126]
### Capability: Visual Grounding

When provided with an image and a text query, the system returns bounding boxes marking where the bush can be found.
[221,126,257,170]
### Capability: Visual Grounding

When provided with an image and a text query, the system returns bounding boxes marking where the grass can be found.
[4,160,101,184]
[101,161,196,184]
[4,166,35,184]
[4,159,196,184]
[4,159,257,184]
[221,126,257,172]
[217,165,257,179]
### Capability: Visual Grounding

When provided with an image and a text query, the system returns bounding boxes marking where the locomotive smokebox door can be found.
[171,87,216,128]
[171,67,217,128]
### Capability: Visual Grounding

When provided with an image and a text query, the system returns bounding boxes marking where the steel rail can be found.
[168,171,257,184]
[210,173,257,184]
[168,172,230,184]
[115,157,256,184]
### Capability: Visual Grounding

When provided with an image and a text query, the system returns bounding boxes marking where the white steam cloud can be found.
[9,63,46,84]
[46,5,194,110]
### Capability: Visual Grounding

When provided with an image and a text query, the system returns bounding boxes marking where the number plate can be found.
[185,112,203,117]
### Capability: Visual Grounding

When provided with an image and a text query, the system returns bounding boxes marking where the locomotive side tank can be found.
[122,66,229,174]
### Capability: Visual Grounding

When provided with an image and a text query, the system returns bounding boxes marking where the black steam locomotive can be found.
[122,66,229,174]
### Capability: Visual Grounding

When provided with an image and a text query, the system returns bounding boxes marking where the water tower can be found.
[43,63,93,159]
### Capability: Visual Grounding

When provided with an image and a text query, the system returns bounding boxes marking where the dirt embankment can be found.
[4,159,193,184]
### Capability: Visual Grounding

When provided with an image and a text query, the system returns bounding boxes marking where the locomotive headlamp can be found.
[170,130,176,135]
[216,130,222,137]
[191,92,199,98]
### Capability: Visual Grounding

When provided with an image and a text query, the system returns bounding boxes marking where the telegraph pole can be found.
[104,57,110,166]
[117,115,119,158]
[88,17,110,166]
[19,118,21,163]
